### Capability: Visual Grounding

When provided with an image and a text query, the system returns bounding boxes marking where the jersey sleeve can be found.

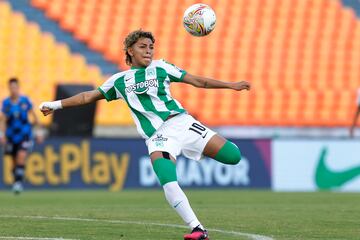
[161,59,187,82]
[97,73,123,102]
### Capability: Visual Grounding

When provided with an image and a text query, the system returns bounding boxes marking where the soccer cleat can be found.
[184,226,209,240]
[12,181,23,195]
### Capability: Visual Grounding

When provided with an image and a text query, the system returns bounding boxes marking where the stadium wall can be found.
[0,138,271,191]
[1,138,359,191]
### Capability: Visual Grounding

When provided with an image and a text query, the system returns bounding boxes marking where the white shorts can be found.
[146,113,217,161]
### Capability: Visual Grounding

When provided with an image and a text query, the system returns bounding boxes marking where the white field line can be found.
[0,215,274,240]
[0,237,79,240]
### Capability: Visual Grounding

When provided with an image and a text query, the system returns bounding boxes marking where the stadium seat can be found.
[0,1,133,126]
[3,0,358,127]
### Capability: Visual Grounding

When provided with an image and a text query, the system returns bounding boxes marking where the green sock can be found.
[152,158,177,186]
[214,141,242,165]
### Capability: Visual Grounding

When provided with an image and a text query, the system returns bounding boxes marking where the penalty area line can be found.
[0,215,274,240]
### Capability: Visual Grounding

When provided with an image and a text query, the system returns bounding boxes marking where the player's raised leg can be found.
[150,151,209,240]
[203,134,241,165]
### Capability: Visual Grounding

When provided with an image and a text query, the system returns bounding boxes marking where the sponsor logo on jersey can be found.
[152,134,168,147]
[125,79,159,94]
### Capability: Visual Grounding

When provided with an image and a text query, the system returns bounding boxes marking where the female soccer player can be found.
[0,78,41,194]
[39,30,250,240]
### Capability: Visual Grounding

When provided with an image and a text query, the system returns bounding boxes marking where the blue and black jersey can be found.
[1,96,33,144]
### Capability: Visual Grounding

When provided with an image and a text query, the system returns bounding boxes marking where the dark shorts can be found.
[4,140,33,157]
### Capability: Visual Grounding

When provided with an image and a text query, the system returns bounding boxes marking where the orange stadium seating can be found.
[3,0,360,126]
[0,1,133,126]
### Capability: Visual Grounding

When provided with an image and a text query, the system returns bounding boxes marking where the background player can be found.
[0,78,41,194]
[350,88,360,137]
[39,30,250,240]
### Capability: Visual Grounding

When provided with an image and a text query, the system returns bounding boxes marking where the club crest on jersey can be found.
[125,79,159,94]
[146,68,156,77]
[21,103,28,110]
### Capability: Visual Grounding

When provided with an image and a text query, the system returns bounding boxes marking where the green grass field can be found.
[0,190,359,240]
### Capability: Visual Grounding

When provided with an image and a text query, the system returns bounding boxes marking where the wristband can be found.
[39,100,63,110]
[52,100,63,110]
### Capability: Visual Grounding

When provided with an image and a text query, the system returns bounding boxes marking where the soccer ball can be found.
[183,4,216,37]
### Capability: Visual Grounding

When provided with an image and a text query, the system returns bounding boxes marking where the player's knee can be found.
[226,142,241,165]
[214,141,241,165]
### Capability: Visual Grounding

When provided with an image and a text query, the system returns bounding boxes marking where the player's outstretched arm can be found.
[39,90,104,116]
[182,73,251,91]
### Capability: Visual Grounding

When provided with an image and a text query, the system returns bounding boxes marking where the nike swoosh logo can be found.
[173,201,183,208]
[315,147,360,190]
[202,132,208,139]
[125,77,132,81]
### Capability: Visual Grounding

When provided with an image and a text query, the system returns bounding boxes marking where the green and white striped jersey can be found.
[98,59,187,139]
